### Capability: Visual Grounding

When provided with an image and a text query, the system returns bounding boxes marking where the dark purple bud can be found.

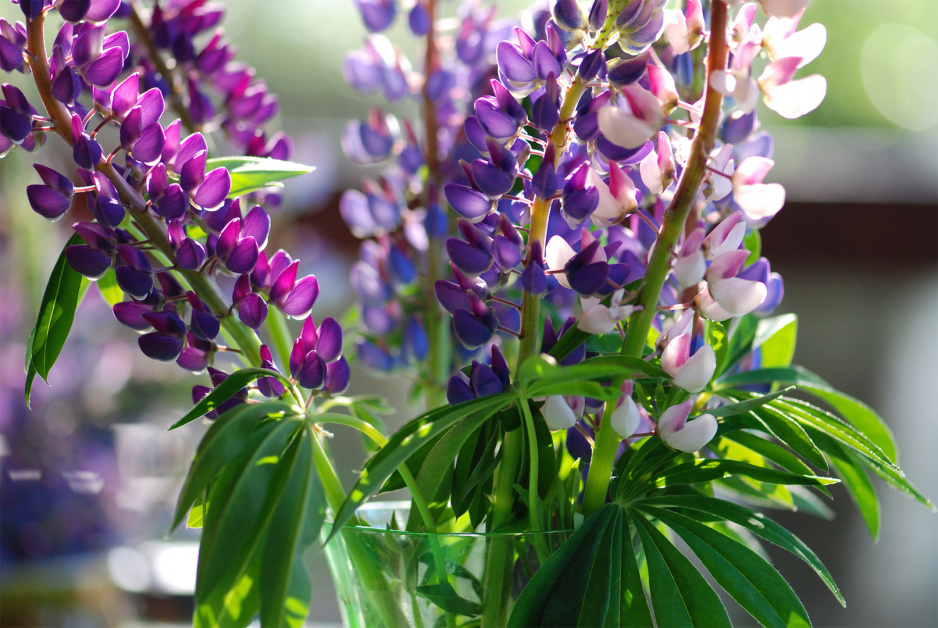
[531,162,559,199]
[434,280,472,315]
[139,332,184,362]
[65,244,111,278]
[324,356,350,395]
[533,41,562,81]
[452,307,497,350]
[607,53,648,88]
[563,187,600,224]
[446,372,474,405]
[578,49,605,80]
[491,346,512,389]
[258,345,286,398]
[0,105,32,144]
[493,235,522,270]
[445,183,493,223]
[474,97,519,142]
[355,0,396,32]
[404,315,428,361]
[446,238,492,276]
[589,0,607,29]
[72,134,103,170]
[224,237,259,275]
[279,275,320,319]
[19,0,46,19]
[721,109,757,145]
[496,41,535,86]
[52,67,82,104]
[471,362,504,397]
[470,159,515,199]
[553,0,587,30]
[27,184,71,220]
[408,1,430,35]
[238,293,267,329]
[531,88,560,131]
[297,350,326,390]
[113,301,153,330]
[157,183,189,220]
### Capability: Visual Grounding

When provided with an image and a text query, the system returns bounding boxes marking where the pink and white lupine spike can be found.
[657,400,718,453]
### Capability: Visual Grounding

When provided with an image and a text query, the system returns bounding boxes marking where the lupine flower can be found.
[732,156,786,221]
[660,311,716,393]
[578,288,635,335]
[542,395,578,431]
[657,399,718,453]
[608,382,642,439]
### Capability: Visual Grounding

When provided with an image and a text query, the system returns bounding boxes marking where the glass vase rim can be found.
[325,500,574,539]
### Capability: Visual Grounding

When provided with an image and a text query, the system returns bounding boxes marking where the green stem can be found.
[581,0,729,518]
[519,398,549,564]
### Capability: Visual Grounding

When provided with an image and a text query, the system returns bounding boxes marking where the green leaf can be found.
[706,321,729,376]
[743,227,761,265]
[705,387,794,418]
[632,510,732,628]
[639,506,810,628]
[196,418,301,603]
[753,314,797,369]
[95,268,124,307]
[259,428,325,628]
[638,494,844,606]
[194,547,263,628]
[507,504,620,627]
[647,458,837,492]
[716,366,897,462]
[719,431,824,489]
[24,233,85,406]
[171,401,295,531]
[585,332,623,353]
[519,354,667,394]
[721,314,760,375]
[328,393,513,539]
[415,583,483,617]
[205,156,314,198]
[169,368,295,430]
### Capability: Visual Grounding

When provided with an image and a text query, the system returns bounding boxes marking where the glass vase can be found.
[322,501,570,628]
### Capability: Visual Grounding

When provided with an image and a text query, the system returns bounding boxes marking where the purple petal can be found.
[356,0,396,32]
[532,41,562,81]
[190,308,220,341]
[179,149,206,195]
[1,106,32,144]
[115,266,152,299]
[492,235,522,270]
[434,280,473,314]
[113,301,153,330]
[474,98,519,141]
[73,135,103,170]
[93,193,124,228]
[174,133,207,173]
[130,122,165,164]
[65,244,111,278]
[446,238,492,276]
[408,1,430,35]
[224,237,259,275]
[83,46,125,86]
[566,261,609,295]
[607,53,648,87]
[85,0,121,22]
[138,333,184,362]
[452,308,497,350]
[279,275,319,318]
[324,357,350,395]
[110,73,139,119]
[193,167,231,210]
[269,260,299,305]
[471,363,504,397]
[241,205,270,250]
[26,185,70,220]
[237,293,267,329]
[404,316,428,361]
[157,183,189,220]
[444,183,492,222]
[470,160,515,198]
[447,372,475,404]
[215,219,241,261]
[141,310,186,336]
[316,317,343,363]
[296,351,326,390]
[496,41,535,84]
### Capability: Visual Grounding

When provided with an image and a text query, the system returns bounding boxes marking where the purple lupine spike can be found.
[279,275,320,318]
[316,317,343,363]
[237,293,267,329]
[324,357,350,394]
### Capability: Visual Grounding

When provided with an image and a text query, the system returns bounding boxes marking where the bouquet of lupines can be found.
[3,0,932,626]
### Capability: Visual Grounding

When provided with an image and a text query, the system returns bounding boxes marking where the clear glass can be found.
[322,501,571,628]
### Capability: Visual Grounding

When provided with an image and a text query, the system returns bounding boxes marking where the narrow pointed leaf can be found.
[205,156,313,198]
[170,368,295,430]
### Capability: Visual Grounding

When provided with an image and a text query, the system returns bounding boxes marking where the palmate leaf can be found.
[24,233,85,406]
[327,392,514,539]
[205,156,313,198]
[637,505,810,628]
[716,365,897,461]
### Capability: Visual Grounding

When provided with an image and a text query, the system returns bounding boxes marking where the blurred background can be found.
[0,0,935,626]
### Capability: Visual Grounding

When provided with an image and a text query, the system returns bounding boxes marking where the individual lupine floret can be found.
[70,22,128,87]
[0,18,27,73]
[659,310,716,393]
[26,164,74,220]
[613,0,668,55]
[737,257,784,315]
[1,83,38,145]
[446,346,511,404]
[639,131,676,195]
[665,0,704,55]
[138,310,188,362]
[608,381,642,439]
[656,399,718,452]
[65,222,119,279]
[552,0,587,31]
[265,256,321,320]
[671,227,706,290]
[232,274,267,329]
[343,108,397,164]
[289,316,344,391]
[542,394,579,431]
[587,160,639,228]
[178,149,232,211]
[597,84,665,150]
[696,249,767,320]
[578,288,635,334]
[732,156,786,221]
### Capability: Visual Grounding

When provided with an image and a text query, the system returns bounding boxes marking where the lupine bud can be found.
[542,395,578,431]
[609,394,642,439]
[657,400,718,452]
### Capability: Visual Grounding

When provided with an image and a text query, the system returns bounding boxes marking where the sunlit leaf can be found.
[205,156,313,198]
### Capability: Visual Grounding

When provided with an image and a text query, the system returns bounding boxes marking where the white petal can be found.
[657,400,693,440]
[578,303,618,334]
[709,277,768,317]
[757,0,811,19]
[663,413,718,452]
[694,285,733,322]
[671,345,716,393]
[773,23,826,67]
[545,235,575,289]
[597,105,656,149]
[735,182,786,220]
[763,74,827,119]
[673,251,705,288]
[639,150,664,194]
[542,395,578,431]
[610,396,642,439]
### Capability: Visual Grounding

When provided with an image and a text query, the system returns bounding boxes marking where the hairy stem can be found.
[581,0,729,517]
